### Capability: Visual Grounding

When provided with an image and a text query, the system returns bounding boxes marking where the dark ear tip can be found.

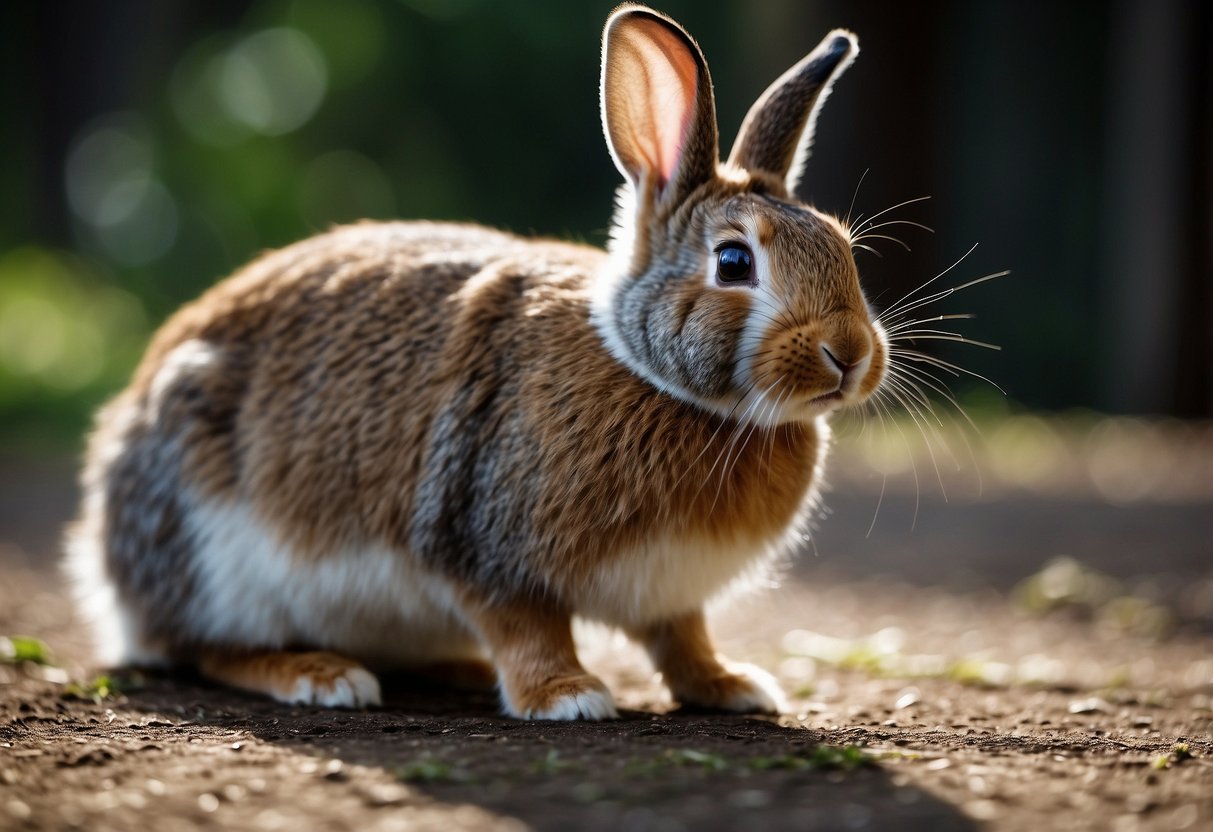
[800,31,857,84]
[826,30,859,58]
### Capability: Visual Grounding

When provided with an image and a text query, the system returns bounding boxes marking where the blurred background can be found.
[0,0,1211,733]
[1,0,1209,450]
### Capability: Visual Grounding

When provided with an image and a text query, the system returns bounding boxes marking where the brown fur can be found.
[121,219,819,588]
[628,610,778,712]
[68,7,882,719]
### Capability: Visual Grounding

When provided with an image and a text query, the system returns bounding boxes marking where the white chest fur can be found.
[574,532,789,628]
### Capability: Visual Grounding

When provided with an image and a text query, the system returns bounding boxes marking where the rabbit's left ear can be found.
[728,30,858,193]
[601,6,719,209]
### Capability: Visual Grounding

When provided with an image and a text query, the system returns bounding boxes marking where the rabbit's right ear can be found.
[727,31,857,194]
[600,6,719,210]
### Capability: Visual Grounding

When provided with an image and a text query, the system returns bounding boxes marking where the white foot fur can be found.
[284,666,382,708]
[670,662,788,714]
[503,675,619,721]
[522,688,619,721]
[717,662,788,713]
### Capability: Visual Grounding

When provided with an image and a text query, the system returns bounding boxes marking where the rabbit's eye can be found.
[715,243,753,285]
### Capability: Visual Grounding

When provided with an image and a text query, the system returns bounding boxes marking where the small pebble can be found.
[1068,698,1111,715]
[966,800,999,821]
[362,783,408,807]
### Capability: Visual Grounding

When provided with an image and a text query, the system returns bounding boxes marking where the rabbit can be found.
[66,4,885,720]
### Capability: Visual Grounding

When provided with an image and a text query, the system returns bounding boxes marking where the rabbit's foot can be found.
[459,592,617,721]
[667,661,787,714]
[630,611,786,714]
[199,649,382,708]
[507,673,618,721]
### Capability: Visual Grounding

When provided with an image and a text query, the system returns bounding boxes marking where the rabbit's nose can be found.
[821,345,847,374]
[821,343,871,393]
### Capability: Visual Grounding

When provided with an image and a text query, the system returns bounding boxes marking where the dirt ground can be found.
[1,422,1211,831]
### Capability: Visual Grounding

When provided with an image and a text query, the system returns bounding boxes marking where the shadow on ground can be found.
[99,671,979,832]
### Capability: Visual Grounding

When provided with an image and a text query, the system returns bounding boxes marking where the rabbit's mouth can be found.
[807,390,845,407]
[791,389,847,418]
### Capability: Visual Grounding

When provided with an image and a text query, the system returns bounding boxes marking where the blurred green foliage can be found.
[2,0,764,447]
[1,1,1206,449]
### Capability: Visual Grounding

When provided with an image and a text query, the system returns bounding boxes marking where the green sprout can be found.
[396,759,469,783]
[0,635,52,665]
[533,749,575,774]
[64,675,118,704]
[750,745,871,772]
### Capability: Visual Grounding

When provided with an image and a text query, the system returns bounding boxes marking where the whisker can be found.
[886,360,986,496]
[884,370,966,471]
[850,195,932,238]
[884,370,936,420]
[883,377,951,500]
[672,378,761,490]
[880,270,1011,325]
[889,332,1002,351]
[855,395,891,537]
[751,295,804,333]
[710,378,784,514]
[883,313,974,333]
[856,218,934,236]
[871,386,922,529]
[699,379,778,498]
[765,387,793,488]
[851,232,912,252]
[877,243,978,322]
[845,168,870,228]
[890,362,980,435]
[889,347,1007,395]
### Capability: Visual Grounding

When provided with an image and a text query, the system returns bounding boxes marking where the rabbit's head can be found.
[594,5,885,425]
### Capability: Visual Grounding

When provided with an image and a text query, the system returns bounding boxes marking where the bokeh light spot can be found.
[218,28,328,136]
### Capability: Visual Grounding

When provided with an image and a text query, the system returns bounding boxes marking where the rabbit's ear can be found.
[727,30,857,193]
[601,6,718,208]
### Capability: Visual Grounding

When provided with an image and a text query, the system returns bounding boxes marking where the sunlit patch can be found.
[0,247,147,393]
[219,29,328,135]
[171,28,327,145]
[64,113,179,266]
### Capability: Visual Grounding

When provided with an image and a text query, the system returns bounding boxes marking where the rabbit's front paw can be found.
[669,662,787,714]
[278,652,383,708]
[507,673,618,721]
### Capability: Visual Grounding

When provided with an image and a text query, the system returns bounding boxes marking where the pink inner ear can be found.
[628,18,699,186]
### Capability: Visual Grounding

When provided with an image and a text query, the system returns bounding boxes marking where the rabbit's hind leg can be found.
[197,648,382,708]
